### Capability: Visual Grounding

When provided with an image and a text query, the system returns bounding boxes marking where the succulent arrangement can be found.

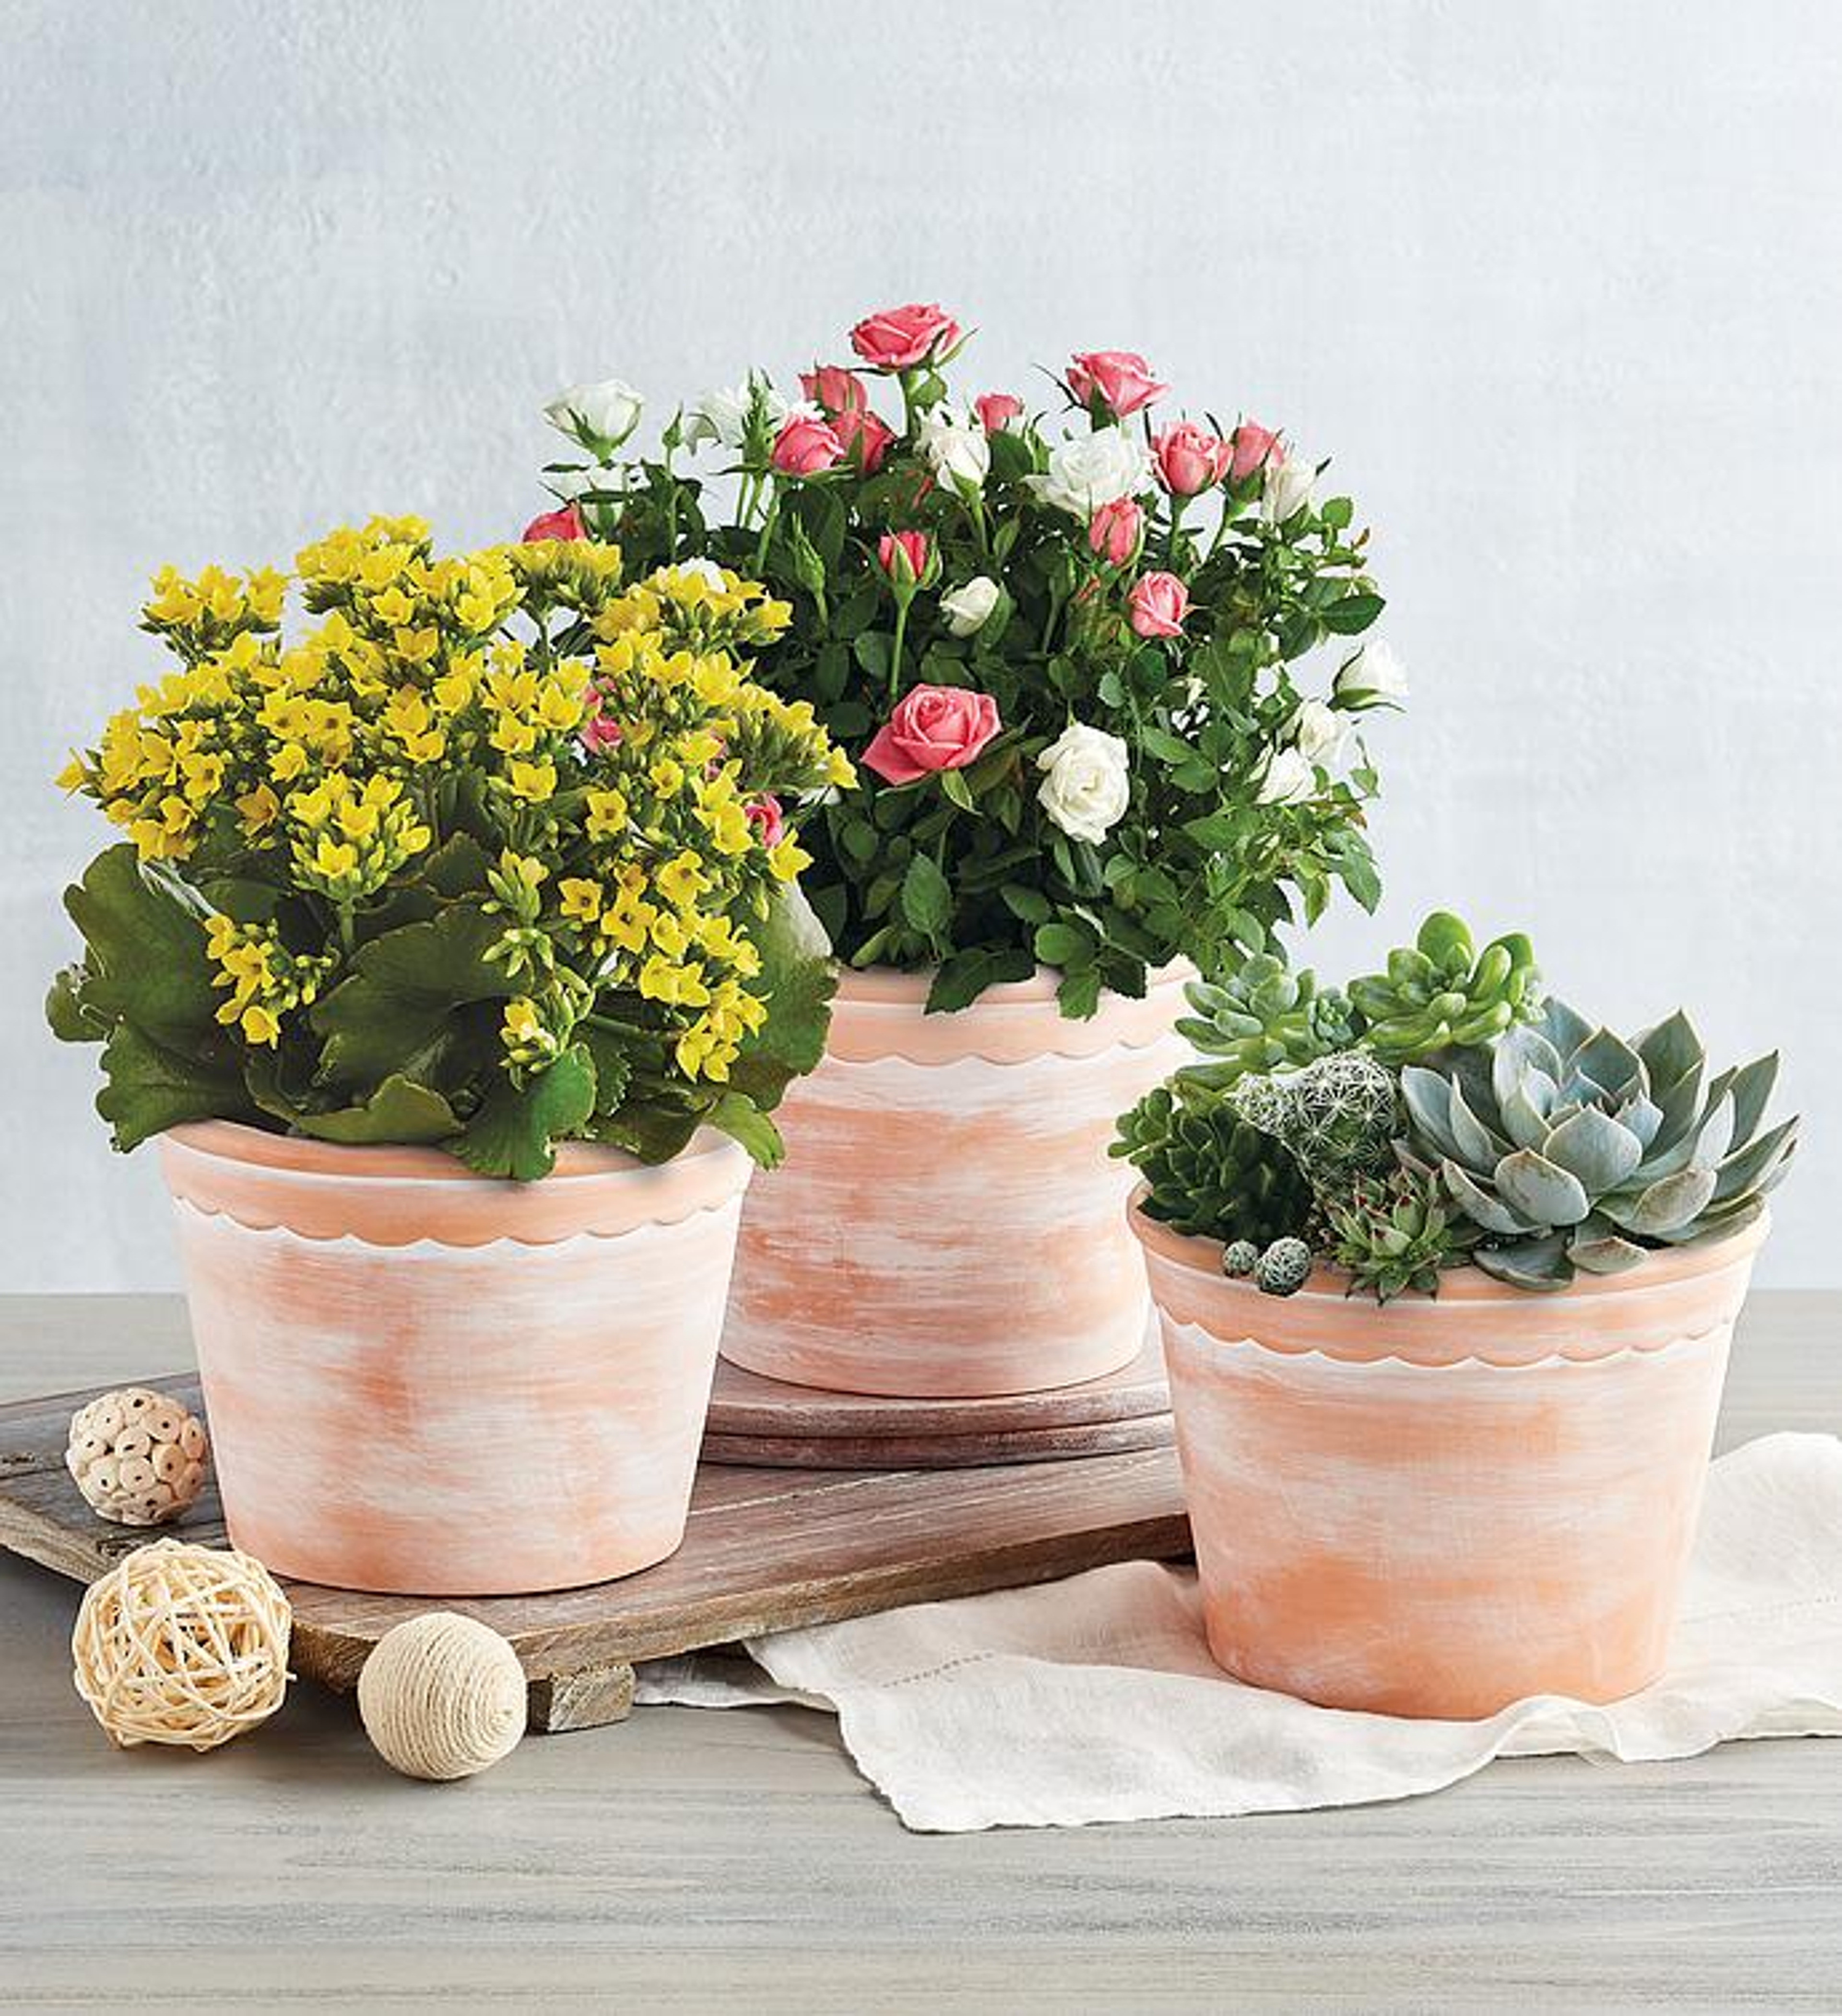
[1116,909,1797,1299]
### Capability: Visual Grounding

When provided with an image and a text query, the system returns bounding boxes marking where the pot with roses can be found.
[534,305,1404,1397]
[50,525,846,1592]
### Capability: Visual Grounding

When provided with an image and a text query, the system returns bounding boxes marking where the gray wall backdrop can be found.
[5,0,1837,1290]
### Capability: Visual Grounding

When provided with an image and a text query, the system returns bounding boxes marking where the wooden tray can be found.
[701,1329,1172,1469]
[0,1373,1191,1734]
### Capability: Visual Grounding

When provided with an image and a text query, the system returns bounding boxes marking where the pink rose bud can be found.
[771,413,846,477]
[877,529,932,587]
[1067,350,1169,419]
[1152,422,1232,498]
[744,795,786,849]
[1088,497,1143,566]
[837,406,895,474]
[522,502,585,543]
[1128,570,1190,639]
[862,684,1001,785]
[975,391,1023,433]
[1228,421,1281,482]
[850,302,962,372]
[799,365,868,416]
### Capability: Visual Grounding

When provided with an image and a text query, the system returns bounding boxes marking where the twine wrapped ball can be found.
[357,1612,527,1781]
[66,1386,209,1526]
[71,1539,292,1751]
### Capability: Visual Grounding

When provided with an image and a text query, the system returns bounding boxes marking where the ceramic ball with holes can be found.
[65,1386,209,1526]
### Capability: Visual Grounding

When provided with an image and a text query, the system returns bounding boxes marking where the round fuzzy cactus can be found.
[1255,1236,1314,1297]
[1221,1238,1260,1278]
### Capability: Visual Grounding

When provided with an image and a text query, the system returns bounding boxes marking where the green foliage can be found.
[1403,1000,1798,1290]
[1113,1079,1313,1246]
[1324,1163,1479,1303]
[1179,956,1360,1089]
[451,1044,599,1181]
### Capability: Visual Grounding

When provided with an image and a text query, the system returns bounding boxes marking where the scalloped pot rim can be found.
[1128,1188,1771,1303]
[835,957,1195,1007]
[157,1120,752,1249]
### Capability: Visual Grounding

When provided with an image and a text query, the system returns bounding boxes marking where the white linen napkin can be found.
[636,1433,1842,1832]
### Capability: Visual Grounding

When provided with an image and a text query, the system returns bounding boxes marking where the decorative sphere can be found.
[71,1539,291,1751]
[67,1386,209,1526]
[357,1612,527,1781]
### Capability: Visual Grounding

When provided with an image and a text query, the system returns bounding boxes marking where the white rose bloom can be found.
[918,408,991,491]
[1261,447,1315,524]
[1035,721,1132,844]
[1334,639,1409,701]
[1027,429,1154,519]
[546,463,631,502]
[1291,698,1350,770]
[1257,746,1317,805]
[684,377,790,451]
[544,378,644,454]
[940,575,1001,637]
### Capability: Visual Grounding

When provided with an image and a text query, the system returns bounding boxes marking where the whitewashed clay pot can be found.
[157,1121,753,1596]
[722,963,1190,1398]
[1131,1198,1769,1719]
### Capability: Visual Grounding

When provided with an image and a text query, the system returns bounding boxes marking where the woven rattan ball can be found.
[357,1612,527,1781]
[66,1386,209,1526]
[71,1538,292,1751]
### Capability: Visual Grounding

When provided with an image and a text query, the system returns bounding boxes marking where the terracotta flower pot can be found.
[157,1121,753,1596]
[721,964,1191,1398]
[1131,1197,1770,1719]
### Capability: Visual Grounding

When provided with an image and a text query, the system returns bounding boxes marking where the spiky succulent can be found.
[1325,1162,1481,1302]
[1177,956,1358,1090]
[1402,1000,1798,1290]
[1254,1237,1314,1296]
[1113,1080,1313,1245]
[1230,1049,1401,1189]
[1346,911,1543,1064]
[1222,1239,1260,1278]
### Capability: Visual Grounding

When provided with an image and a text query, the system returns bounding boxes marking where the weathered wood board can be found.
[701,1331,1173,1468]
[0,1373,1191,1734]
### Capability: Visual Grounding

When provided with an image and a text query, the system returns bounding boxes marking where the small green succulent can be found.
[1222,1239,1260,1278]
[1254,1236,1314,1296]
[1403,999,1798,1290]
[1113,1080,1312,1246]
[1346,911,1544,1064]
[1177,956,1358,1090]
[1324,1162,1480,1302]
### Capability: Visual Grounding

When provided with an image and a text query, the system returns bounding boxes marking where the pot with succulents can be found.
[49,523,845,1594]
[533,306,1403,1397]
[1118,911,1797,1719]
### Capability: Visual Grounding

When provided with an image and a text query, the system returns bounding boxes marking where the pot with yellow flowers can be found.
[49,521,849,1596]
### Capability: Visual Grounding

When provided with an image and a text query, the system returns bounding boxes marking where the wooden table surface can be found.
[3,1293,1840,2012]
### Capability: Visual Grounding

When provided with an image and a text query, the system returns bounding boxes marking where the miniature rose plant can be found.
[533,307,1401,1015]
[49,522,852,1176]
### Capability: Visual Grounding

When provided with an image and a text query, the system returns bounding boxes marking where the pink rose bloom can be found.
[975,391,1023,433]
[1088,497,1143,566]
[877,529,931,585]
[800,365,868,416]
[837,405,895,474]
[771,412,845,476]
[745,795,786,849]
[1067,350,1169,418]
[1152,422,1232,498]
[579,694,623,754]
[850,302,961,372]
[522,501,585,542]
[1228,421,1281,482]
[862,685,1001,785]
[1128,571,1190,639]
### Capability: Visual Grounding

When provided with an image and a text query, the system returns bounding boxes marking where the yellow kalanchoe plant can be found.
[51,520,853,1176]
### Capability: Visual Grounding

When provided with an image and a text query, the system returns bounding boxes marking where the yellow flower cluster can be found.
[61,525,846,1104]
[204,916,335,1047]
